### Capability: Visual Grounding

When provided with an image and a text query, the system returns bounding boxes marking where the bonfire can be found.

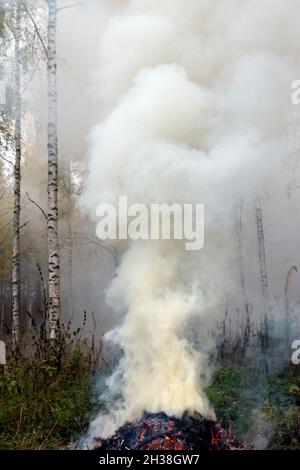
[94,412,252,451]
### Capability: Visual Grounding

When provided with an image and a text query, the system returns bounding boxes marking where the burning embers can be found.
[94,413,252,451]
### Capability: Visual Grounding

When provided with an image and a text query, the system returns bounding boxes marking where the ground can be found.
[206,362,300,449]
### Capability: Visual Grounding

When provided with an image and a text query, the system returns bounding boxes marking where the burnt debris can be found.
[94,412,253,450]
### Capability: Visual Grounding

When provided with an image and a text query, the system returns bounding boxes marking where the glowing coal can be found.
[94,412,252,451]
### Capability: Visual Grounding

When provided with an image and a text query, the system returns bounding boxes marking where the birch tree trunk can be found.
[67,221,73,322]
[12,6,22,347]
[27,265,33,331]
[0,282,4,334]
[66,160,73,321]
[47,0,61,339]
[284,266,297,356]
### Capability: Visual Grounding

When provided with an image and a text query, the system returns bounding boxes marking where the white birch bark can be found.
[12,5,22,347]
[47,0,61,339]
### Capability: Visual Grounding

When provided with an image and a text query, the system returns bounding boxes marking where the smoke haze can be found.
[75,0,300,441]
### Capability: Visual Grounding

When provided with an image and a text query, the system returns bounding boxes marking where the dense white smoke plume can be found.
[80,0,300,441]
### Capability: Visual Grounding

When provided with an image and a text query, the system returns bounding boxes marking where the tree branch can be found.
[57,1,89,12]
[4,19,16,39]
[20,1,48,57]
[0,217,13,235]
[20,220,30,230]
[71,231,116,257]
[26,192,47,221]
[0,155,14,166]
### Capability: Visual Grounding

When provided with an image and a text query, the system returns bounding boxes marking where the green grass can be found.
[1,326,300,450]
[206,362,300,449]
[0,342,98,450]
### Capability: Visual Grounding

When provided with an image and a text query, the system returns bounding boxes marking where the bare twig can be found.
[20,220,30,230]
[4,19,15,38]
[38,421,58,450]
[0,155,13,166]
[36,262,48,309]
[91,311,96,334]
[0,228,10,245]
[57,1,89,12]
[71,231,116,257]
[0,217,13,235]
[26,192,47,221]
[20,1,48,57]
[0,209,11,220]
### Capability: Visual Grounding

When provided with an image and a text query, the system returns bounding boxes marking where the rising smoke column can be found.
[81,0,300,441]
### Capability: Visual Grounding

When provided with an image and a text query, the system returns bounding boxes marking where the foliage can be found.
[0,321,102,450]
[206,361,300,449]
